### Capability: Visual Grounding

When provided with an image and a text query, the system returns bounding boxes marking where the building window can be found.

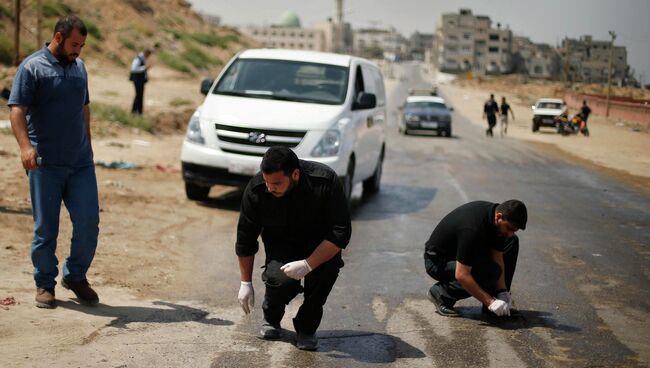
[489,34,499,41]
[463,33,471,40]
[280,42,285,47]
[271,31,276,36]
[489,47,499,53]
[253,30,258,35]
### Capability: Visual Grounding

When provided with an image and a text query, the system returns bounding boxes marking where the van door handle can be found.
[367,116,374,128]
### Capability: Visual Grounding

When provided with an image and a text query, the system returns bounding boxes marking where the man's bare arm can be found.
[455,261,495,306]
[9,105,38,170]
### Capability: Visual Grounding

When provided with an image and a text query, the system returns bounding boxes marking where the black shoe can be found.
[296,332,318,351]
[260,321,282,340]
[427,289,459,317]
[61,278,99,305]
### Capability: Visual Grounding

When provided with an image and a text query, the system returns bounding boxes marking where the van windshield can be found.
[214,58,349,105]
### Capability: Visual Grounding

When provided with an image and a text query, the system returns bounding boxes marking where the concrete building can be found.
[433,8,512,74]
[353,27,408,60]
[560,35,628,84]
[512,36,561,79]
[409,32,434,61]
[241,12,326,51]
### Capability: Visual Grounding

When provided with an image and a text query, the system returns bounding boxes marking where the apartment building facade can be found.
[433,9,512,74]
[512,36,561,79]
[560,35,628,84]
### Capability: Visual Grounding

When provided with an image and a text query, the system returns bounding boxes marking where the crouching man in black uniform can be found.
[424,200,527,317]
[236,146,352,350]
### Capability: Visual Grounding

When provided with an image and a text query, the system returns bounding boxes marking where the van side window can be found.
[354,65,365,98]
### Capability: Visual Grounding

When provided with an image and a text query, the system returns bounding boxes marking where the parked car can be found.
[398,95,453,136]
[531,98,566,132]
[180,49,386,202]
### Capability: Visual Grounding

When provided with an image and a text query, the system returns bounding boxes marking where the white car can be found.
[180,49,386,201]
[531,98,566,132]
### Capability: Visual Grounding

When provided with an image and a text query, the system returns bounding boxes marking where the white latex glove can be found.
[488,299,510,317]
[238,281,254,314]
[280,260,312,280]
[497,291,513,309]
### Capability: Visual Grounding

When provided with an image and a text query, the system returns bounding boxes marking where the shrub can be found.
[119,36,137,51]
[181,41,221,70]
[84,19,102,40]
[158,51,192,74]
[92,103,153,132]
[0,35,13,65]
[42,0,73,17]
[190,33,239,48]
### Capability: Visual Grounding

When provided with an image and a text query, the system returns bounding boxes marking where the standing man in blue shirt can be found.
[8,15,100,308]
[129,49,151,114]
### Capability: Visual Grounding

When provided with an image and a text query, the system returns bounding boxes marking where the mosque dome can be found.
[275,11,301,28]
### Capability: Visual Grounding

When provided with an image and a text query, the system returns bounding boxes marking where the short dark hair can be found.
[261,147,299,176]
[496,200,527,230]
[53,15,87,39]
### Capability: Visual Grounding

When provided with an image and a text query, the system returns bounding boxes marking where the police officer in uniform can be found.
[424,200,527,317]
[236,146,352,351]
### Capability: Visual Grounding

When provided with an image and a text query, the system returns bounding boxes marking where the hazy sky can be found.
[189,0,650,82]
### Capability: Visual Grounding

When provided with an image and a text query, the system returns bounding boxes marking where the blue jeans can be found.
[28,164,99,289]
[424,236,519,306]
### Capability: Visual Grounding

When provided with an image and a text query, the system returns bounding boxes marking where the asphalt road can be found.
[195,62,650,367]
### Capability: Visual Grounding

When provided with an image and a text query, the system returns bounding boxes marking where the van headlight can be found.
[185,110,205,144]
[311,129,341,157]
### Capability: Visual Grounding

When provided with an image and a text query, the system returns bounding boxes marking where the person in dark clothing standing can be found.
[424,200,527,318]
[499,96,515,136]
[236,146,352,351]
[483,94,500,137]
[581,100,592,123]
[129,49,151,114]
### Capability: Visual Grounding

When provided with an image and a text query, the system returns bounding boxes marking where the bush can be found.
[84,19,102,40]
[181,41,221,70]
[158,51,192,74]
[190,33,239,48]
[92,103,153,132]
[0,35,13,65]
[119,36,137,51]
[42,0,73,17]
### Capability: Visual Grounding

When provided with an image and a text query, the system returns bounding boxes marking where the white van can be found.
[180,49,386,201]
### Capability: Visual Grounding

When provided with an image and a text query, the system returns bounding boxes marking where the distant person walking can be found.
[8,15,100,308]
[129,49,151,114]
[499,97,515,136]
[483,94,499,137]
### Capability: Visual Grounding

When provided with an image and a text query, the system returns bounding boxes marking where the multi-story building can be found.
[409,32,434,61]
[560,35,628,84]
[433,8,512,74]
[512,36,561,79]
[353,27,407,60]
[241,12,326,51]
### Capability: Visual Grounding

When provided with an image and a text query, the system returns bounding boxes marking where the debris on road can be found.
[155,164,180,173]
[95,160,141,170]
[132,139,151,147]
[0,297,17,306]
[104,141,131,148]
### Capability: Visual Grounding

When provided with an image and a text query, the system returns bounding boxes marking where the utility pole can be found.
[605,30,616,117]
[36,0,43,48]
[14,0,21,66]
[562,37,571,87]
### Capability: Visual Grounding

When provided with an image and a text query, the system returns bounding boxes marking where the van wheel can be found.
[532,122,539,132]
[185,183,210,201]
[342,158,355,202]
[363,148,384,195]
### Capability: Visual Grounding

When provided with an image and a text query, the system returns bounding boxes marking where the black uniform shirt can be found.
[236,160,352,263]
[500,102,511,115]
[425,201,507,266]
[484,100,499,117]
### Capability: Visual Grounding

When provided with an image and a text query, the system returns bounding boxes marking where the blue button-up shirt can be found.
[8,44,92,167]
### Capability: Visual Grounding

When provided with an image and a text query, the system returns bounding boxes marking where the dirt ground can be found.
[0,64,649,365]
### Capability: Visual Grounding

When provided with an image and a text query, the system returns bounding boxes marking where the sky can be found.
[189,0,650,83]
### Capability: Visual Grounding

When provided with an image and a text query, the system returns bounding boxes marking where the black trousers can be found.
[131,80,145,114]
[486,115,497,136]
[262,258,340,335]
[424,236,519,306]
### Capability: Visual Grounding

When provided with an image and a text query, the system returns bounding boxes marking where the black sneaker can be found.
[260,321,282,340]
[61,278,99,305]
[296,332,318,351]
[427,289,459,317]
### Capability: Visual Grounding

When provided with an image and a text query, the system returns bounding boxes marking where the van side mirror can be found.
[353,92,376,110]
[200,79,213,95]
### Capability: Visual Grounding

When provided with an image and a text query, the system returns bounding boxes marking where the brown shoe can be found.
[35,288,56,308]
[62,278,99,305]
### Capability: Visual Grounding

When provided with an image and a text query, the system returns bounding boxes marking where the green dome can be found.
[276,11,301,28]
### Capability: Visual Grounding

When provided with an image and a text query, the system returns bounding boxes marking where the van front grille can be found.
[215,124,306,148]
